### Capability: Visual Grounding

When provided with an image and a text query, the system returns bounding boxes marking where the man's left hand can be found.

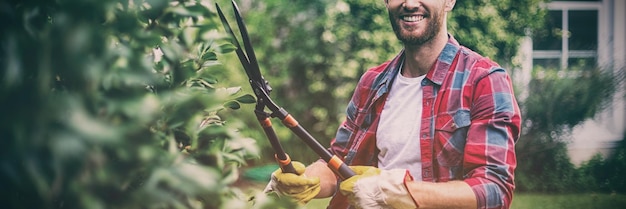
[339,166,418,209]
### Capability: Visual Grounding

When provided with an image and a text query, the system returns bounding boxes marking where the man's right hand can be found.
[263,161,321,204]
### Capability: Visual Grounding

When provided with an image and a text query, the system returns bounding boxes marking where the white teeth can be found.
[403,16,424,22]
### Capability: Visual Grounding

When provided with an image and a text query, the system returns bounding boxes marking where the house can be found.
[515,0,625,165]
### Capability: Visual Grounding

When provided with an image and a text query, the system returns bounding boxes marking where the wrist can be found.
[307,161,338,198]
[404,178,420,208]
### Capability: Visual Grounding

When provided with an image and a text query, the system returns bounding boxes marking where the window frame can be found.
[532,1,603,70]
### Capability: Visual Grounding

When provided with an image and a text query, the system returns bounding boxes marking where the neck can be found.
[401,32,449,78]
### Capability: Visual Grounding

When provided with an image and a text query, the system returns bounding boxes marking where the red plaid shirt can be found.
[327,35,521,209]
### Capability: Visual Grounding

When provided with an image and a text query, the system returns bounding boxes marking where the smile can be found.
[402,15,424,22]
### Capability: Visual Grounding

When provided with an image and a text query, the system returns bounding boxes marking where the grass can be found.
[511,193,626,209]
[238,167,626,208]
[303,193,626,209]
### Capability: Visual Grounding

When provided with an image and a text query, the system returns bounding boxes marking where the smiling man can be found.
[264,0,522,208]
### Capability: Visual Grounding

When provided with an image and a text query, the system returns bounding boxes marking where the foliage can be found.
[219,0,401,164]
[7,0,623,207]
[0,0,297,208]
[516,64,625,193]
[513,134,626,194]
[449,0,549,68]
[515,141,578,193]
[523,66,622,133]
[577,133,626,193]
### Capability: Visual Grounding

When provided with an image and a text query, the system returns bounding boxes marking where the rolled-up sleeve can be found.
[330,101,357,159]
[463,68,521,209]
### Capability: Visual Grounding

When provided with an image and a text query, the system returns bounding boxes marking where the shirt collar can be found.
[371,49,404,101]
[377,34,461,96]
[426,35,461,85]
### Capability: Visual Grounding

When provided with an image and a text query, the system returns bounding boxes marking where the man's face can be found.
[386,0,450,46]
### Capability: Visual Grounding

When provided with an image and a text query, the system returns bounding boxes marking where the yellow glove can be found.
[263,161,320,204]
[339,166,417,209]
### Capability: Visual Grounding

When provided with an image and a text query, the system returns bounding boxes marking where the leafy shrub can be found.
[0,0,295,208]
[516,64,624,193]
[577,134,626,193]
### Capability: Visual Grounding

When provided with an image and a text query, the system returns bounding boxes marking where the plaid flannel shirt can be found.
[327,35,521,209]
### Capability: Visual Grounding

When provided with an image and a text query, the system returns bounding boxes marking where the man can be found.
[265,0,521,208]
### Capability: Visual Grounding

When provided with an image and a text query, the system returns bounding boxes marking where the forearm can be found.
[305,160,338,198]
[405,180,477,209]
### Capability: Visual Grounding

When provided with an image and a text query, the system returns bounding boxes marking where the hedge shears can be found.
[216,0,355,180]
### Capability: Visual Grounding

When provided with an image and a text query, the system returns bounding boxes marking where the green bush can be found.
[0,0,295,208]
[516,63,624,193]
[577,134,626,193]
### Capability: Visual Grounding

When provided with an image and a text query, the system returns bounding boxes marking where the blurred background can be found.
[2,0,625,208]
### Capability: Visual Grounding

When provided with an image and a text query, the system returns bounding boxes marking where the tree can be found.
[0,0,295,208]
[449,0,548,68]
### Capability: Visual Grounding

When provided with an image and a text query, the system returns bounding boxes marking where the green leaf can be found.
[203,76,218,84]
[223,101,241,110]
[201,60,221,68]
[235,94,256,104]
[217,87,242,96]
[201,51,217,60]
[217,43,237,54]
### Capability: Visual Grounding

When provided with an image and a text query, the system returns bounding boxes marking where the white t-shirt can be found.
[376,69,425,180]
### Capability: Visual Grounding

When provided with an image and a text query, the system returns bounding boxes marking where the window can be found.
[532,1,601,71]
